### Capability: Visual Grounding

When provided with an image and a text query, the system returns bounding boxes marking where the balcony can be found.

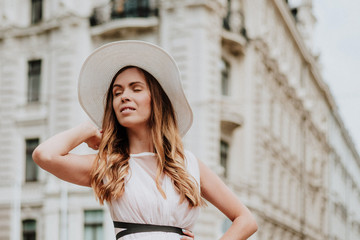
[89,0,159,37]
[220,98,243,133]
[222,4,247,56]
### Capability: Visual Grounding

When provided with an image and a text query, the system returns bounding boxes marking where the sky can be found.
[311,0,360,152]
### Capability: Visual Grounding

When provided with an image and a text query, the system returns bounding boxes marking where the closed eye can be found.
[113,91,123,96]
[132,84,144,92]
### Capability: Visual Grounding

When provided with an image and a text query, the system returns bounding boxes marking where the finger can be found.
[182,229,194,238]
[96,130,103,139]
[87,143,99,150]
[180,237,193,240]
[89,145,97,150]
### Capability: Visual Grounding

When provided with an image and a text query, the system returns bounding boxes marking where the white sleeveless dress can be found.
[106,150,201,240]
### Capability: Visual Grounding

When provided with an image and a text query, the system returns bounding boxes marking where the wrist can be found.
[78,121,99,138]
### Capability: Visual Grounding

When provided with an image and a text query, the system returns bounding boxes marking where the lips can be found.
[120,106,136,113]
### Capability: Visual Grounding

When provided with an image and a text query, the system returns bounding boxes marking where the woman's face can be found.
[112,68,152,131]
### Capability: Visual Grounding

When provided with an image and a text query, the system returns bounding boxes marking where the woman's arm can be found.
[199,159,258,240]
[32,121,101,187]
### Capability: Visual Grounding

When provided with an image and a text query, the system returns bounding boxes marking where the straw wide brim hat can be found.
[78,40,193,137]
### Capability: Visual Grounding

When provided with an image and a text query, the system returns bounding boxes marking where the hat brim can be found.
[78,40,193,137]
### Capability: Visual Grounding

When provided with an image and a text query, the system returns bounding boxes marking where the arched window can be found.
[22,219,36,240]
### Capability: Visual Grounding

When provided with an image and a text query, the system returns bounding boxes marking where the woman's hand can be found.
[181,229,195,239]
[82,121,102,150]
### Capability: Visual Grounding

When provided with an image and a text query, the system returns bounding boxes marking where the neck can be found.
[126,126,154,154]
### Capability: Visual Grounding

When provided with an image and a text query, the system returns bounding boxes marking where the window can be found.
[112,0,155,19]
[84,210,103,240]
[223,0,231,30]
[25,138,39,182]
[31,0,43,24]
[125,0,150,17]
[23,219,36,240]
[220,59,230,96]
[27,60,42,103]
[291,7,298,21]
[220,140,229,177]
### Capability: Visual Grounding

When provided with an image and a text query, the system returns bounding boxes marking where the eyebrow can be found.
[112,81,145,89]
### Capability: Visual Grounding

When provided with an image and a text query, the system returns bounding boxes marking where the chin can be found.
[118,122,134,128]
[119,121,149,130]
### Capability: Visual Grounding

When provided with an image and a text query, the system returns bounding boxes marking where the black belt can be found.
[113,221,183,239]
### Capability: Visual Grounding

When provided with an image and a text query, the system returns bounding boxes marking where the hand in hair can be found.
[83,121,102,150]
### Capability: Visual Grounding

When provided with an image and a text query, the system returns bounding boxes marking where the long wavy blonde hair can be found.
[90,66,204,207]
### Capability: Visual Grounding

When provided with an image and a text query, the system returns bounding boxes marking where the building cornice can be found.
[271,0,360,164]
[253,39,331,152]
[0,15,86,39]
[90,17,158,38]
[161,0,226,15]
[271,0,335,107]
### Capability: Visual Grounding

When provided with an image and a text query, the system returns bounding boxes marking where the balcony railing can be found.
[222,11,247,39]
[90,0,158,26]
[221,7,247,56]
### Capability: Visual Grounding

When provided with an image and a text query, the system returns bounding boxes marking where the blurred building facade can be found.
[1,0,360,240]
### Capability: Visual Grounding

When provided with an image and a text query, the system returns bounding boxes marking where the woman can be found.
[33,41,258,239]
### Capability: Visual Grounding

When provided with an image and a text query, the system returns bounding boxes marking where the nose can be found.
[121,90,130,103]
[121,96,130,103]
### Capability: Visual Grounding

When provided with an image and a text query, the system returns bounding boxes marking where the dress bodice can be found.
[106,150,201,239]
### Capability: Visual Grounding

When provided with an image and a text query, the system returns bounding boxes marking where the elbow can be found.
[236,210,258,236]
[248,213,258,235]
[32,146,52,168]
[251,218,258,234]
